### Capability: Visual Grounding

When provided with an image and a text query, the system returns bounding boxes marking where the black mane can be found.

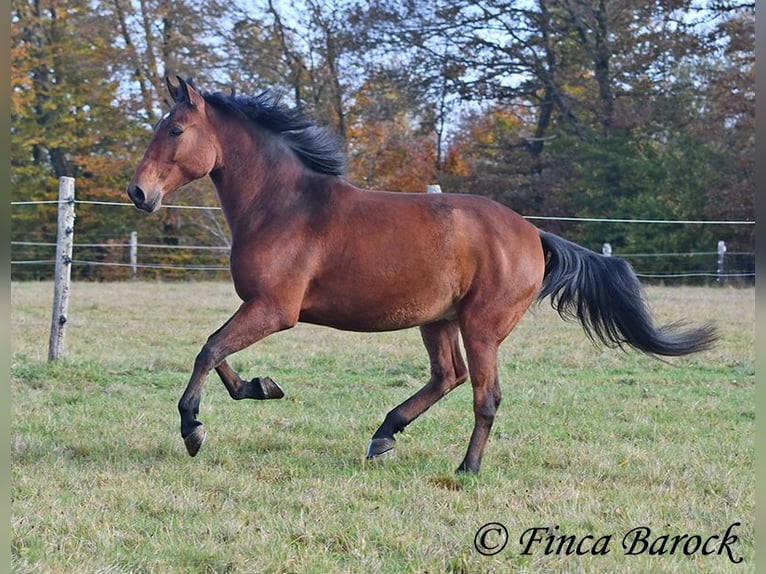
[202,90,347,176]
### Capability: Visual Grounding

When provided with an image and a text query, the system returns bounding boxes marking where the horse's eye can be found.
[169,126,184,137]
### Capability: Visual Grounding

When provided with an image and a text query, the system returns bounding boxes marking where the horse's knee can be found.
[194,343,220,373]
[475,385,502,423]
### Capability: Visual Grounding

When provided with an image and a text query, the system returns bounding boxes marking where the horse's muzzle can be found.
[127,184,160,213]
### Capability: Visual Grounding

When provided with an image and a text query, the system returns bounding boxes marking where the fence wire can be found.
[11,198,755,281]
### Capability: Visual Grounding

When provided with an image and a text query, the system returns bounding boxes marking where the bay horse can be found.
[127,77,716,474]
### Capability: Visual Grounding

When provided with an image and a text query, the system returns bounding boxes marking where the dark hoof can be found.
[366,437,396,459]
[256,376,284,400]
[184,425,207,457]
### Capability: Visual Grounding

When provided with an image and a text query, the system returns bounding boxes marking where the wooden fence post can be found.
[48,177,75,361]
[130,231,138,281]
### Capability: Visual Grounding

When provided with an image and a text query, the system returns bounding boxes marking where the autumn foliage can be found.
[11,0,754,281]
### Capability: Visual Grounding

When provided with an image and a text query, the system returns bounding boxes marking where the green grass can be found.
[11,282,754,573]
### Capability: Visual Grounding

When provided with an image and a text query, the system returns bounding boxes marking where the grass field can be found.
[11,281,754,573]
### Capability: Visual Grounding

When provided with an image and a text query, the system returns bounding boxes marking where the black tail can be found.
[537,231,717,357]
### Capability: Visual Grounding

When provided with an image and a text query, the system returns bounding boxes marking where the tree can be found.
[345,73,438,192]
[11,0,232,279]
[10,0,753,282]
[227,0,357,140]
[11,0,149,278]
[111,0,231,125]
[693,7,754,254]
[441,105,538,206]
[108,0,235,260]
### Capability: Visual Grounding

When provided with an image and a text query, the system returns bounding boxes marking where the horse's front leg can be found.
[178,298,295,457]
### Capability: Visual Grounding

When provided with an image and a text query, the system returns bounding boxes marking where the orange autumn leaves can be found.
[344,80,523,194]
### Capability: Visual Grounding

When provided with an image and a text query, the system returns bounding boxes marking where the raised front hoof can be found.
[256,376,285,400]
[241,376,285,400]
[366,437,396,459]
[183,425,207,457]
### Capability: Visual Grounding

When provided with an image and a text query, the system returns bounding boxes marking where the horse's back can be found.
[350,188,544,280]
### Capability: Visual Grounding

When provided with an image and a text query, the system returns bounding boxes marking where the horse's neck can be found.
[209,131,305,236]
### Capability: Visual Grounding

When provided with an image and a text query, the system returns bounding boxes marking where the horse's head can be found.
[127,76,220,212]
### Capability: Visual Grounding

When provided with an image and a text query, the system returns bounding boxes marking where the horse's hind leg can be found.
[214,360,285,400]
[455,338,502,474]
[367,319,468,459]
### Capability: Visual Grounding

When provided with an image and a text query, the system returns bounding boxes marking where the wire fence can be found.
[11,197,756,285]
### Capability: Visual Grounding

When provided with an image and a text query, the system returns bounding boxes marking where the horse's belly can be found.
[298,289,457,332]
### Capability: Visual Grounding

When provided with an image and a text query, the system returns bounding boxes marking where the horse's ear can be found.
[165,76,181,103]
[176,75,204,108]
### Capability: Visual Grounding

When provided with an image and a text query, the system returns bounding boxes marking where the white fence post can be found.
[48,177,76,361]
[130,231,138,281]
[717,240,727,285]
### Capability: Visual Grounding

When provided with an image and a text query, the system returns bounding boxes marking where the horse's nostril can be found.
[129,185,145,206]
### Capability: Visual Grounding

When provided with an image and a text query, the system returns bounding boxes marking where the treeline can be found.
[11,0,754,282]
